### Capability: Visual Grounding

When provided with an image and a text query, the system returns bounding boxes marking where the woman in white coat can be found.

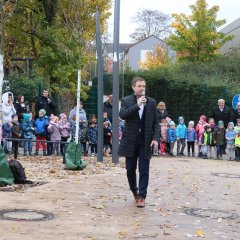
[2,92,16,124]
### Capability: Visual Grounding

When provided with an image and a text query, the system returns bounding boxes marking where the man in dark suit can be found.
[118,77,159,208]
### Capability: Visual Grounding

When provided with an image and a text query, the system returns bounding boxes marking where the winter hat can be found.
[11,114,17,119]
[188,121,194,126]
[218,120,224,126]
[178,116,184,123]
[23,113,31,122]
[227,122,234,128]
[170,121,175,126]
[200,115,206,122]
[39,109,46,116]
[166,117,171,123]
[59,113,67,119]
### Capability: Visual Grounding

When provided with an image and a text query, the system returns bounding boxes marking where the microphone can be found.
[142,91,146,106]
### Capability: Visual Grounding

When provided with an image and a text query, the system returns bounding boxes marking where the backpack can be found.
[8,160,28,184]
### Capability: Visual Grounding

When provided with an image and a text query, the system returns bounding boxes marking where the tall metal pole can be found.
[75,70,81,144]
[112,0,120,164]
[96,7,104,162]
[121,51,125,98]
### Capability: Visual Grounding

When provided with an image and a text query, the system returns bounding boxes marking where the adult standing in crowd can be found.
[35,89,55,155]
[35,89,55,118]
[14,95,29,123]
[156,101,169,123]
[211,98,233,154]
[233,102,240,125]
[68,101,87,125]
[2,92,16,124]
[211,99,233,128]
[118,77,159,208]
[103,94,113,123]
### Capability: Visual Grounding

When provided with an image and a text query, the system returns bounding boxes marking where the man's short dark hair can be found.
[131,77,146,86]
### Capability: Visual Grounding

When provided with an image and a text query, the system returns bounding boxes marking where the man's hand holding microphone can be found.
[137,91,147,107]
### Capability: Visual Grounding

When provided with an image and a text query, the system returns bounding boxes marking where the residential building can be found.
[126,35,175,71]
[220,17,240,55]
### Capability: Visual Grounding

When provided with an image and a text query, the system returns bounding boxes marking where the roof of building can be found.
[125,35,167,53]
[220,17,240,34]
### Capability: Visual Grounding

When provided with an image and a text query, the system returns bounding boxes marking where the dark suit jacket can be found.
[118,94,159,159]
[211,106,233,128]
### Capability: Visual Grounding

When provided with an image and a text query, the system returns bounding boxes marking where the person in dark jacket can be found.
[103,95,113,123]
[156,101,169,123]
[211,99,233,128]
[11,114,22,159]
[211,99,232,154]
[35,89,55,118]
[14,95,29,123]
[213,120,226,160]
[118,77,159,208]
[233,102,240,125]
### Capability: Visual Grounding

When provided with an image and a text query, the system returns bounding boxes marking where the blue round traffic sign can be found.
[232,94,240,110]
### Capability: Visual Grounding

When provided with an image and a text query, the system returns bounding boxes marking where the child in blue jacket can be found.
[167,121,177,156]
[22,113,35,156]
[186,121,197,157]
[176,116,187,156]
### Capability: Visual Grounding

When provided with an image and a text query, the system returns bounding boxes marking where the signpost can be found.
[232,94,240,110]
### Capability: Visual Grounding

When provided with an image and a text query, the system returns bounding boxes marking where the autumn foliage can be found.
[167,0,233,62]
[139,45,169,70]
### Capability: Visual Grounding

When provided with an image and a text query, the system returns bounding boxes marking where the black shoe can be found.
[34,151,38,156]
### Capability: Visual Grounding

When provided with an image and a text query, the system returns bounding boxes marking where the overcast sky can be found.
[108,0,240,43]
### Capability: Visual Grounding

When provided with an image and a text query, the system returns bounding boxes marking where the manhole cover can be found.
[0,209,54,222]
[184,208,239,219]
[211,173,240,178]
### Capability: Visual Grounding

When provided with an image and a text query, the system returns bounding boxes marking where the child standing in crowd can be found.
[2,121,12,154]
[234,119,240,160]
[160,118,168,155]
[213,120,226,160]
[186,121,197,157]
[80,120,88,156]
[196,115,207,157]
[22,113,34,156]
[11,114,21,159]
[87,122,97,157]
[103,121,112,157]
[167,121,177,156]
[48,115,61,156]
[201,125,213,159]
[34,109,49,156]
[208,118,216,158]
[176,116,187,156]
[59,113,71,156]
[225,122,236,161]
[234,128,240,161]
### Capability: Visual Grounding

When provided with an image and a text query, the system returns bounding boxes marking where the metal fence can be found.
[83,75,232,124]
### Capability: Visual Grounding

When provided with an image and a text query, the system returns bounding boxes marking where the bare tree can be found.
[130,9,172,42]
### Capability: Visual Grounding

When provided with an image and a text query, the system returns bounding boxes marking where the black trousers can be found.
[13,141,19,159]
[187,141,195,154]
[125,135,150,199]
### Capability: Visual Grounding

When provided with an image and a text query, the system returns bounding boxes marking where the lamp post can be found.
[96,7,104,162]
[112,0,120,164]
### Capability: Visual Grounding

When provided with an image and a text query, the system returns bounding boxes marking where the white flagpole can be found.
[75,69,81,144]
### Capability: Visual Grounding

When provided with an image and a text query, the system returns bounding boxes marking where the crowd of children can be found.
[1,108,122,158]
[157,115,240,161]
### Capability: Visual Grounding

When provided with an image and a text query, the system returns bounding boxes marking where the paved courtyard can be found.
[0,155,240,240]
